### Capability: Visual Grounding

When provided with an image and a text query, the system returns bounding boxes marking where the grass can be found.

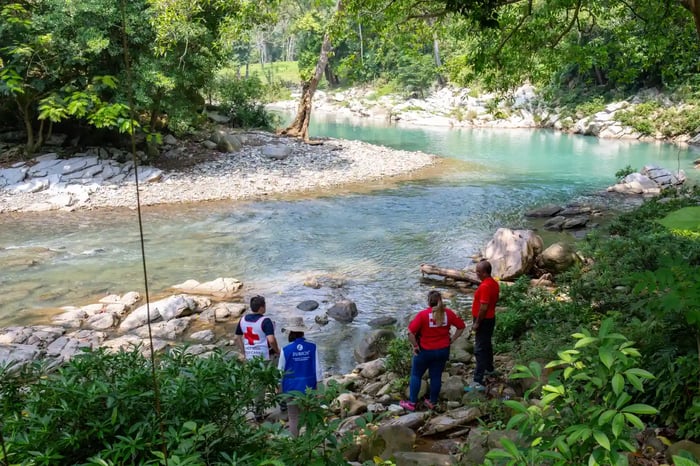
[658,206,700,235]
[247,61,300,84]
[218,61,300,85]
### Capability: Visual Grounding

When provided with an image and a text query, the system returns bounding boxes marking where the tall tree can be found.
[280,0,343,142]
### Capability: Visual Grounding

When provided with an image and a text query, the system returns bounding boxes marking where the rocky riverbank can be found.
[0,130,437,214]
[270,85,700,147]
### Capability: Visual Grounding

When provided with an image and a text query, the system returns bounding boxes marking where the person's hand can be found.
[412,345,420,355]
[472,322,480,333]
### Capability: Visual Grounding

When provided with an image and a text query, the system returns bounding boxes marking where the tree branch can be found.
[551,0,582,48]
[494,0,532,57]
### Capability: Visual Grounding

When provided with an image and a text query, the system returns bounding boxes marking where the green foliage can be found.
[494,277,594,360]
[614,165,636,181]
[385,337,413,378]
[215,75,278,128]
[487,320,657,466]
[0,347,355,465]
[575,96,607,117]
[616,102,661,135]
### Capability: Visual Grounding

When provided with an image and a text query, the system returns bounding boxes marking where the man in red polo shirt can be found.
[468,260,500,391]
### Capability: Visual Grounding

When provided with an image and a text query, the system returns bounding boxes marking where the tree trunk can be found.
[419,263,481,285]
[20,99,35,155]
[324,63,340,88]
[358,23,364,65]
[280,0,342,142]
[681,0,700,41]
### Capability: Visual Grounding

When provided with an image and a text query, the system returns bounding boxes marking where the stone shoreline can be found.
[0,131,437,214]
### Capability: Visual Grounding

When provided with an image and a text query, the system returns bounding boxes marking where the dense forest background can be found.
[2,0,700,152]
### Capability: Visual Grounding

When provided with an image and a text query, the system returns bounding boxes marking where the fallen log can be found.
[420,264,481,285]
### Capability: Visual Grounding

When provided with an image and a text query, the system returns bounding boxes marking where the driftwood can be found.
[420,264,481,285]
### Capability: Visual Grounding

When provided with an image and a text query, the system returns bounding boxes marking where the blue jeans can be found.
[473,317,495,385]
[409,346,450,404]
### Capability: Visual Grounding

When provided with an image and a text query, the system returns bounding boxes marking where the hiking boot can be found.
[464,382,486,393]
[423,399,437,410]
[399,400,416,412]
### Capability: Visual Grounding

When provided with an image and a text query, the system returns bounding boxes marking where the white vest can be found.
[240,316,271,360]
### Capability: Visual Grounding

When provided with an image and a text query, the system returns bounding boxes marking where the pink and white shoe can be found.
[399,400,416,412]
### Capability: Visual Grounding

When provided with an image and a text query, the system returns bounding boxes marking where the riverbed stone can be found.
[261,144,291,160]
[354,329,394,362]
[297,300,319,311]
[0,343,41,367]
[52,308,89,328]
[382,411,430,430]
[359,358,387,378]
[328,300,359,323]
[422,407,482,435]
[86,312,117,330]
[190,330,215,342]
[119,300,164,331]
[524,204,562,217]
[543,216,566,231]
[133,317,191,340]
[171,277,243,300]
[562,216,589,229]
[367,316,397,327]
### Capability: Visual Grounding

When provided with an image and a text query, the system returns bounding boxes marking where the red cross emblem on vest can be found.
[244,326,260,345]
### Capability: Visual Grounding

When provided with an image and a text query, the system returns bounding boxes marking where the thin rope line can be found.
[119,2,168,463]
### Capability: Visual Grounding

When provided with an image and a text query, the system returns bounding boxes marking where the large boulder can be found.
[481,228,543,280]
[537,242,580,273]
[209,130,242,153]
[354,329,395,362]
[327,300,358,323]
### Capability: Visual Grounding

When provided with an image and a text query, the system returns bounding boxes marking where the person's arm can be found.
[473,302,489,331]
[234,334,244,354]
[407,331,420,355]
[450,327,464,344]
[268,335,280,355]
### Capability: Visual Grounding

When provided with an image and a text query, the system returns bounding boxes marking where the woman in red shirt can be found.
[400,290,466,411]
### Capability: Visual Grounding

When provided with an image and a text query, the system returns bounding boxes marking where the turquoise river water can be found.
[1,116,698,372]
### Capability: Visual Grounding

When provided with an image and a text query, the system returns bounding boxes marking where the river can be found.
[1,116,697,372]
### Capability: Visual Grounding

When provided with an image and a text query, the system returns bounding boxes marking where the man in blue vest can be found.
[278,317,323,437]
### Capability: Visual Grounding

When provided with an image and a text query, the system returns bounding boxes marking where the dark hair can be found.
[478,260,492,276]
[288,331,304,342]
[250,295,266,313]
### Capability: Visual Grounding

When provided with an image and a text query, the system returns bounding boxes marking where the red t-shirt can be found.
[408,307,466,350]
[472,276,500,319]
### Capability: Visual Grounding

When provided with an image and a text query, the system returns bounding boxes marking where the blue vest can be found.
[281,338,318,394]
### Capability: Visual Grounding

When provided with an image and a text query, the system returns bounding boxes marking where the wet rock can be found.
[524,204,562,217]
[297,300,319,312]
[354,329,394,362]
[328,300,359,323]
[315,314,329,325]
[562,216,589,229]
[368,316,397,327]
[543,216,566,231]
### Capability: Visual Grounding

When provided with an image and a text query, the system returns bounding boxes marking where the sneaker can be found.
[399,400,416,412]
[464,382,486,392]
[423,399,436,410]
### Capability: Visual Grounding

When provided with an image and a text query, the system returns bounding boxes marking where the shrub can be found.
[385,337,413,378]
[487,320,658,466]
[214,75,277,128]
[0,347,357,465]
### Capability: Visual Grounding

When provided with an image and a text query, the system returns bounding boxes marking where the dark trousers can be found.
[473,317,495,385]
[409,346,450,404]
